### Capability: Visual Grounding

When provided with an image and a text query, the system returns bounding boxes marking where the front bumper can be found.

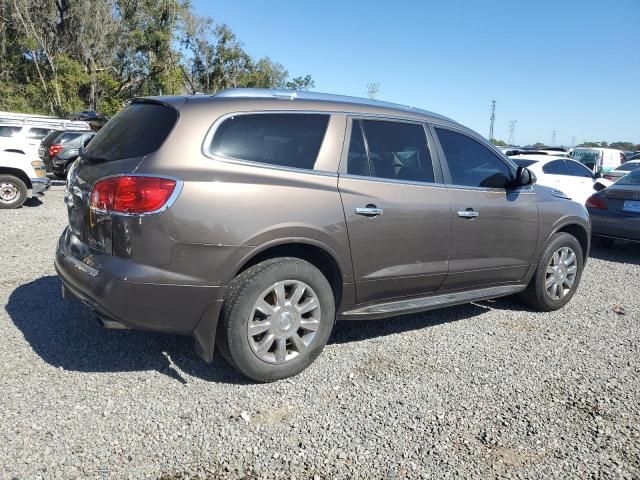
[30,177,51,197]
[54,229,225,362]
[590,209,640,242]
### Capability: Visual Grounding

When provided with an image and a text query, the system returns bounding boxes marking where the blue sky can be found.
[192,0,639,146]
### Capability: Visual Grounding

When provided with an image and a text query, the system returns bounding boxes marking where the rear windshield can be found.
[42,131,63,145]
[616,162,640,172]
[58,132,84,143]
[572,150,600,164]
[617,169,640,185]
[512,159,537,167]
[209,113,330,170]
[83,102,177,161]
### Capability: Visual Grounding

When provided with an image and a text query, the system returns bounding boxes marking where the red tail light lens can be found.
[49,144,63,157]
[90,176,177,214]
[603,174,615,180]
[585,194,607,210]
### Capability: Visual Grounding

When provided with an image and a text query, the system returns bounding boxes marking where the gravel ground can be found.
[1,184,639,479]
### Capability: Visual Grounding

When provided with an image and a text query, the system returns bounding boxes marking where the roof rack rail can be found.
[213,88,453,122]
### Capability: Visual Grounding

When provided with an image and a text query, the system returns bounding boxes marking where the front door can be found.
[432,126,539,290]
[338,118,452,304]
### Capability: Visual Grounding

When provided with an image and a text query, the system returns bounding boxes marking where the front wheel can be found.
[0,174,28,209]
[519,232,584,311]
[217,257,335,382]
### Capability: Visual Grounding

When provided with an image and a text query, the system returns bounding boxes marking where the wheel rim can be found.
[545,246,578,300]
[248,280,322,364]
[0,181,19,203]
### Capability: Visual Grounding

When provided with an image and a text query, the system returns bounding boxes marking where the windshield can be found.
[83,102,177,161]
[617,169,640,186]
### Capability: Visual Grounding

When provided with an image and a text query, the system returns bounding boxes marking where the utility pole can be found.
[366,82,380,99]
[571,136,576,147]
[507,120,517,146]
[551,130,557,146]
[489,100,496,141]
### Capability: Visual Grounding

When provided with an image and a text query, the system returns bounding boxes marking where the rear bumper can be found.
[590,209,640,241]
[54,229,226,362]
[30,177,50,197]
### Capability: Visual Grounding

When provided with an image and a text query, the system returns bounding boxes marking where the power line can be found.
[489,100,496,141]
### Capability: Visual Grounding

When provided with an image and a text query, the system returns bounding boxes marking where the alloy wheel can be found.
[545,246,578,300]
[247,280,322,364]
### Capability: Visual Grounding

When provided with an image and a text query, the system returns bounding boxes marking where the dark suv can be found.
[56,89,590,381]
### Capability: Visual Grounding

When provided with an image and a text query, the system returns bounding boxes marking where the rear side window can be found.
[59,132,83,143]
[27,128,51,139]
[210,114,329,170]
[84,103,177,161]
[435,128,512,188]
[0,126,20,137]
[347,121,370,176]
[542,160,569,175]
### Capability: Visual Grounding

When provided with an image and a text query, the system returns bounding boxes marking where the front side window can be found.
[210,113,330,170]
[542,160,569,175]
[435,128,512,188]
[353,119,434,183]
[566,160,593,178]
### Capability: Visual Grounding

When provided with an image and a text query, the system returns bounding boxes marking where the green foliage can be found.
[1,0,315,117]
[490,139,507,147]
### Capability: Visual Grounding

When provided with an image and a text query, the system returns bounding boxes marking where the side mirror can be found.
[514,166,536,187]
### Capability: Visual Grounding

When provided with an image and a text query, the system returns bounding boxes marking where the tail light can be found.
[603,174,615,181]
[90,176,178,214]
[585,194,607,210]
[49,143,64,157]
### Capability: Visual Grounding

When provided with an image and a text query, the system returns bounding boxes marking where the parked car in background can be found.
[587,168,640,247]
[39,130,90,172]
[0,124,55,158]
[509,154,605,204]
[0,150,50,208]
[571,147,625,173]
[602,160,640,182]
[49,132,95,178]
[56,89,591,382]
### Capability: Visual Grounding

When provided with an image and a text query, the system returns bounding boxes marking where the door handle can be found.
[355,205,383,217]
[457,209,479,219]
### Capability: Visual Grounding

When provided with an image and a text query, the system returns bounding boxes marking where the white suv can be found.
[0,150,50,208]
[0,124,56,158]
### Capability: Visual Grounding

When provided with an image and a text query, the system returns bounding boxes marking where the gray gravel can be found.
[1,185,639,479]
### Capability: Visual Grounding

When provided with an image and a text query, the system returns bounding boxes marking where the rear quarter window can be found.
[209,113,330,170]
[84,103,177,161]
[0,126,21,137]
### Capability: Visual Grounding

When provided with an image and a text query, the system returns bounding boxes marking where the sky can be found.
[192,0,639,146]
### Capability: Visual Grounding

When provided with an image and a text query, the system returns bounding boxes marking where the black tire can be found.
[0,174,28,209]
[217,257,335,382]
[519,232,584,312]
[594,236,615,248]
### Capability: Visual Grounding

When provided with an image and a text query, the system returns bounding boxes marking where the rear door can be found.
[338,118,452,304]
[565,160,597,204]
[431,125,539,290]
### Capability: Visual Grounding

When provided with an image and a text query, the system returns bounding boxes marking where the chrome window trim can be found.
[339,172,449,189]
[88,173,184,217]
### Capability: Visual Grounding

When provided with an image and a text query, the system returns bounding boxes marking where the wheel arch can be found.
[554,222,590,265]
[0,167,32,190]
[234,240,345,310]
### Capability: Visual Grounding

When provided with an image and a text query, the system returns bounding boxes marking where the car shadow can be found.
[7,276,523,384]
[590,242,640,265]
[5,276,249,385]
[22,197,44,207]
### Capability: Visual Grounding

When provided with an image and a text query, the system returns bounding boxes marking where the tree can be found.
[491,139,507,147]
[285,74,315,91]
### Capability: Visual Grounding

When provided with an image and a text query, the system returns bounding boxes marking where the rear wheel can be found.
[217,257,335,382]
[519,232,584,311]
[0,174,28,209]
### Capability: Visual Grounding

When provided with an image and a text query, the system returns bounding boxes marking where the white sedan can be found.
[509,154,607,205]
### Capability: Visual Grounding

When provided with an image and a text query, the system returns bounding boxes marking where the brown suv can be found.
[55,89,590,381]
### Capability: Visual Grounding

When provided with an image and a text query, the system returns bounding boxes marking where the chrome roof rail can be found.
[213,88,454,122]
